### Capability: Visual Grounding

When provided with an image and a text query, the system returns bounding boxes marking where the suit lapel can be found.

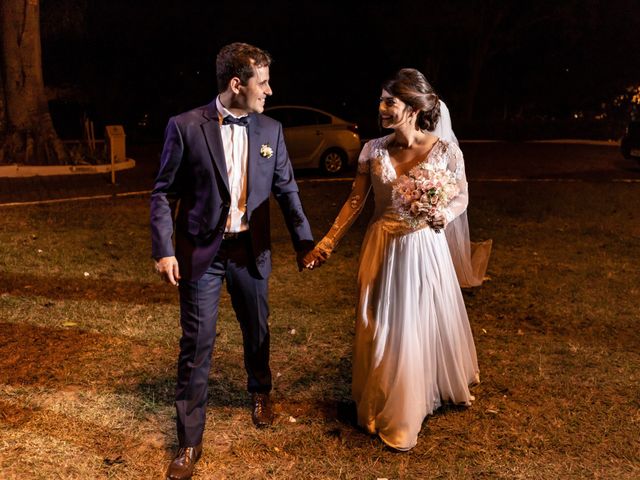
[201,101,230,195]
[246,113,262,213]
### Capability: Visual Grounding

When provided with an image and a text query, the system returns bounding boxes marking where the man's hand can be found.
[297,247,327,271]
[298,248,326,271]
[297,250,312,272]
[299,236,335,271]
[298,237,335,271]
[155,256,181,286]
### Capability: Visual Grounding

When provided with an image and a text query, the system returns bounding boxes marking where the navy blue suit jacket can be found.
[150,100,314,281]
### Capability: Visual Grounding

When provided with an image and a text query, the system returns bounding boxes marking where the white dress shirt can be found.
[216,96,249,233]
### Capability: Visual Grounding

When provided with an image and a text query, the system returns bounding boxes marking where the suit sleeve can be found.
[270,122,315,252]
[150,117,184,259]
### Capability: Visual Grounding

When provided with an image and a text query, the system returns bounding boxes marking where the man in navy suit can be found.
[151,43,315,480]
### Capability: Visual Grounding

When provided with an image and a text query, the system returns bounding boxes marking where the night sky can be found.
[40,0,640,139]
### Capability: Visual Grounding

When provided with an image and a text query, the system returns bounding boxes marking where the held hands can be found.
[298,237,334,271]
[297,248,325,271]
[297,249,317,272]
[154,256,181,286]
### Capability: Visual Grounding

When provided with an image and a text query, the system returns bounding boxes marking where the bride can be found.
[306,68,488,451]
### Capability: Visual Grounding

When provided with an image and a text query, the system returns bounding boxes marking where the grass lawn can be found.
[0,179,639,479]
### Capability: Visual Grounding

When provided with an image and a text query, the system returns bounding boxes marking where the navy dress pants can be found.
[175,234,271,447]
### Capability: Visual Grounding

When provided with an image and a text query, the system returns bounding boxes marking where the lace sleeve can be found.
[357,141,372,174]
[316,169,372,256]
[442,142,469,225]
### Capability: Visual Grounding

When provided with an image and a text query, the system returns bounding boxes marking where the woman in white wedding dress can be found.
[308,69,481,451]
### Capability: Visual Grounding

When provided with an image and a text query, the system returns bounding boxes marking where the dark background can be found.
[41,0,640,141]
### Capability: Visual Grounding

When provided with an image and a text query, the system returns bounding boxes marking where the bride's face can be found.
[379,90,413,129]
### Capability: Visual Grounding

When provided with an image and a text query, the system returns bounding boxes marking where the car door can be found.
[277,108,326,167]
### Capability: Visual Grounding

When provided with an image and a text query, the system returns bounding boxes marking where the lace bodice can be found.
[358,135,468,235]
[314,131,471,257]
[314,101,489,288]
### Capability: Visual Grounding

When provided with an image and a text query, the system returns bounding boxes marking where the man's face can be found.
[236,65,272,114]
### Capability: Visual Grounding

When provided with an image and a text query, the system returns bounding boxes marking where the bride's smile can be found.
[379,90,414,128]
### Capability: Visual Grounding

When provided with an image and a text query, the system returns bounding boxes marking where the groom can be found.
[150,42,315,480]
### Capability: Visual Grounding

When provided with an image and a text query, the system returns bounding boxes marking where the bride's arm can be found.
[314,172,372,259]
[302,140,375,268]
[442,142,469,225]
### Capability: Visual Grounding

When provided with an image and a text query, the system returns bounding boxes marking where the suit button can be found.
[223,202,230,208]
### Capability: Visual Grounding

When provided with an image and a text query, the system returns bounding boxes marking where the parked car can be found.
[265,105,361,174]
[621,121,640,160]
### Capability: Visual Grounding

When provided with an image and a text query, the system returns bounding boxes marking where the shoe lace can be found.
[255,396,265,416]
[178,447,195,465]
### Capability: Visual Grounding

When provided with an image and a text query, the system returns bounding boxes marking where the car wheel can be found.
[320,148,346,174]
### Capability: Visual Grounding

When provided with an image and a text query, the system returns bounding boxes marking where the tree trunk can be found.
[0,70,6,133]
[0,0,68,165]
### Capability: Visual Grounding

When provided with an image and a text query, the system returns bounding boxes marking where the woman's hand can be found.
[302,237,334,270]
[429,213,446,233]
[301,248,324,270]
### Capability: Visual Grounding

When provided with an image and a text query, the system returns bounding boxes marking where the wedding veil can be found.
[434,100,492,287]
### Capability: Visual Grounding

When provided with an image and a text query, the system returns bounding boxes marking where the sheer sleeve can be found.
[442,142,468,225]
[357,140,372,174]
[316,143,373,256]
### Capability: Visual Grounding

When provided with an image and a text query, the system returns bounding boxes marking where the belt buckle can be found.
[223,232,240,240]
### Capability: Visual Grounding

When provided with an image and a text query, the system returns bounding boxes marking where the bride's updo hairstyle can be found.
[382,68,441,131]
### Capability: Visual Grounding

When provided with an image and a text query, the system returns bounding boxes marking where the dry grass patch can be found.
[0,181,639,479]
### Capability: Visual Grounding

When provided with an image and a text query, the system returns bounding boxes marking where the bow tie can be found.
[222,115,249,127]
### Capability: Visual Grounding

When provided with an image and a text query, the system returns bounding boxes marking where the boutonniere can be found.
[260,144,274,158]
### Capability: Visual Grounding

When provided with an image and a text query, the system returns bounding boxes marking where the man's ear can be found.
[229,77,242,94]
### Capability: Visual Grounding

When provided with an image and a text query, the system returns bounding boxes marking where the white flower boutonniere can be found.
[260,144,274,158]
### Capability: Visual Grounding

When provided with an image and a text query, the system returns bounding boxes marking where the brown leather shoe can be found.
[165,444,202,480]
[251,392,274,427]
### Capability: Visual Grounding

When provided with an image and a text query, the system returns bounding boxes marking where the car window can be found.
[267,108,333,128]
[316,112,332,125]
[266,108,288,125]
[286,109,321,127]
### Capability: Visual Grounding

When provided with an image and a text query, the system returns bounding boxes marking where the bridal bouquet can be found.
[391,163,459,229]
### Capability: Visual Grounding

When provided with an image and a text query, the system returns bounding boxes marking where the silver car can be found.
[265,105,361,174]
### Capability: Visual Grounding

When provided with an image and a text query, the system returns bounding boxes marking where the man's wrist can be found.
[295,239,315,253]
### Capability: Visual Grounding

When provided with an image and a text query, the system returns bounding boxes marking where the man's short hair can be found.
[216,42,272,93]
